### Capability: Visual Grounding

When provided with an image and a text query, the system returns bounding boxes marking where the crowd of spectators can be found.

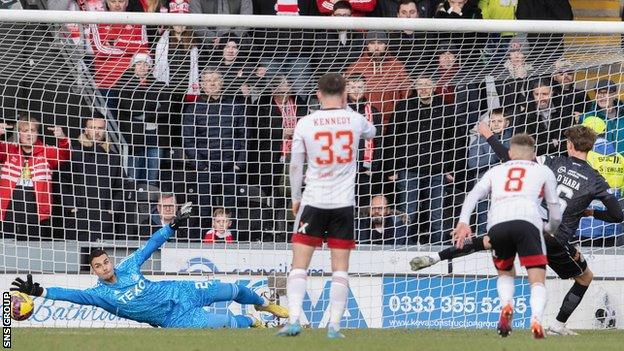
[1,0,623,245]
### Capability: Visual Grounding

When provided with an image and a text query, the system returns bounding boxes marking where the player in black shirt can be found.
[410,125,623,335]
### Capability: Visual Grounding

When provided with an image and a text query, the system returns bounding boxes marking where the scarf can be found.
[276,96,298,162]
[153,29,200,97]
[362,103,374,169]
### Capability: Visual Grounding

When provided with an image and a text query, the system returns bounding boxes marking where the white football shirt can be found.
[459,160,560,231]
[290,108,376,209]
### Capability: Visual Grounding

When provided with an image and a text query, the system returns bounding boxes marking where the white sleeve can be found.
[360,115,376,140]
[543,169,562,234]
[458,172,492,224]
[289,126,306,202]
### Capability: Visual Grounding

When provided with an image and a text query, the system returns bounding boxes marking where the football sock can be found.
[329,271,349,330]
[556,282,589,323]
[438,237,485,261]
[497,275,515,306]
[287,268,308,325]
[530,282,546,322]
[233,284,266,306]
[233,315,254,328]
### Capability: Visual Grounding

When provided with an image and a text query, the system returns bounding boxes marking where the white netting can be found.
[0,9,623,330]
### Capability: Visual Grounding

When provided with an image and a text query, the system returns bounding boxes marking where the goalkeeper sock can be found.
[287,268,308,325]
[329,271,349,330]
[556,282,588,323]
[232,315,254,328]
[497,275,515,306]
[232,284,265,306]
[530,282,546,322]
[438,237,484,261]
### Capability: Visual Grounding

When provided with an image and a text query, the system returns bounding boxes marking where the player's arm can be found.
[454,172,492,248]
[589,177,624,223]
[543,170,563,234]
[10,274,109,308]
[360,114,377,140]
[125,203,193,266]
[478,121,511,162]
[289,125,305,215]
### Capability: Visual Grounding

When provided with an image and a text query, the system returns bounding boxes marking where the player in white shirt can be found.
[452,133,562,339]
[276,73,376,339]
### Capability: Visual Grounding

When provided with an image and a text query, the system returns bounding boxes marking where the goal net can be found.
[0,9,623,330]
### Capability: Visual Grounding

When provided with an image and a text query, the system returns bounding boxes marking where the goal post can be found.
[0,9,622,330]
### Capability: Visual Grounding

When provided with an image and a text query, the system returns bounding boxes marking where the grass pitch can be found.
[11,328,624,351]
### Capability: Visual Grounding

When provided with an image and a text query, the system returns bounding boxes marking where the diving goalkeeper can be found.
[10,203,288,328]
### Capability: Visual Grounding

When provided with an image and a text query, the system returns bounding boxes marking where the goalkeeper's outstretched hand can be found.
[10,274,44,297]
[170,202,192,230]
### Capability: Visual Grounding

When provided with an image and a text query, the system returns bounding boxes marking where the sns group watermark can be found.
[3,292,10,348]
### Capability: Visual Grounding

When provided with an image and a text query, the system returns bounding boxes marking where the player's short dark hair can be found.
[318,73,347,96]
[333,0,352,12]
[88,249,108,265]
[510,133,535,148]
[565,125,596,153]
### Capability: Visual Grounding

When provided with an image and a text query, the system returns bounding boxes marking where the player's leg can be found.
[488,222,517,338]
[515,221,548,339]
[277,205,324,336]
[195,280,288,318]
[410,235,491,271]
[546,237,591,335]
[166,307,260,329]
[325,206,356,339]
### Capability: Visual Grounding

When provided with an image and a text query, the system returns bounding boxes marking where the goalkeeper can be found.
[10,203,288,328]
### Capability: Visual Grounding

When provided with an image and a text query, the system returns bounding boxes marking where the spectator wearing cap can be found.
[388,0,431,78]
[209,33,259,96]
[316,0,376,17]
[118,53,169,185]
[189,0,253,45]
[551,58,589,115]
[346,30,411,124]
[579,80,624,153]
[311,1,365,74]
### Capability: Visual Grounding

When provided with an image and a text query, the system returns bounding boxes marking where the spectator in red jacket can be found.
[90,0,149,90]
[0,117,70,240]
[203,207,234,243]
[345,31,411,124]
[317,0,376,16]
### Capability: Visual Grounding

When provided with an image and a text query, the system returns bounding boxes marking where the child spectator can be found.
[203,207,234,243]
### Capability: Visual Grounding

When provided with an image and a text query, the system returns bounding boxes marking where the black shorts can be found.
[292,205,355,249]
[545,234,588,279]
[488,220,548,271]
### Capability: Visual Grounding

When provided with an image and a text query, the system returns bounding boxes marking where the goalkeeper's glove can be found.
[10,274,44,297]
[170,202,192,230]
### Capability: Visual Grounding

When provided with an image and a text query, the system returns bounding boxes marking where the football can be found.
[10,291,34,321]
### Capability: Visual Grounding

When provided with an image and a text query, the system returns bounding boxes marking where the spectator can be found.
[468,109,512,234]
[371,0,433,17]
[139,192,187,239]
[346,74,383,206]
[61,115,124,241]
[358,195,408,246]
[0,117,70,240]
[388,0,432,77]
[385,77,451,243]
[252,0,320,15]
[203,207,234,243]
[252,75,308,232]
[433,43,459,105]
[579,80,624,154]
[90,0,148,92]
[316,0,376,17]
[127,0,168,46]
[433,0,484,64]
[514,78,574,156]
[118,53,169,185]
[311,1,365,74]
[346,31,411,124]
[209,33,259,96]
[183,68,246,229]
[189,0,253,45]
[478,0,517,62]
[551,58,589,115]
[497,49,532,111]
